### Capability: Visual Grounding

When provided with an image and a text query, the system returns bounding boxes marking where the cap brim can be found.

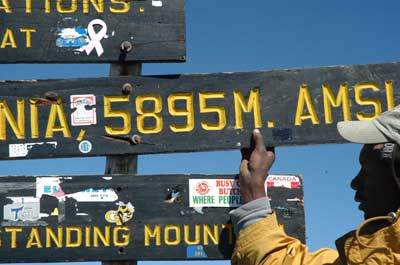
[337,121,388,144]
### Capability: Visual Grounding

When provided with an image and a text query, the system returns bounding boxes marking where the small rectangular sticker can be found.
[189,179,242,207]
[266,175,301,189]
[152,0,162,7]
[4,197,40,221]
[186,245,208,258]
[70,94,97,126]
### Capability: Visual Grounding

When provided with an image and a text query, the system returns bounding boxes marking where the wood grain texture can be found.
[0,0,185,63]
[101,58,141,265]
[0,174,305,261]
[0,61,398,159]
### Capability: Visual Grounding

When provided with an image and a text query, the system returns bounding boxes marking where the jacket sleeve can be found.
[230,199,340,265]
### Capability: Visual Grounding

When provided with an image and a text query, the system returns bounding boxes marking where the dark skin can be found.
[239,129,275,204]
[240,130,400,220]
[352,144,400,219]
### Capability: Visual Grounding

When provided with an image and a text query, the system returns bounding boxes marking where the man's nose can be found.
[351,169,363,190]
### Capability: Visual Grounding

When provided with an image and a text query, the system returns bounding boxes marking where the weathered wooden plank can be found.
[0,61,398,159]
[0,174,304,262]
[0,0,185,63]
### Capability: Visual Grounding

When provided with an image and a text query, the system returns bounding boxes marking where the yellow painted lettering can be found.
[25,0,31,12]
[295,85,320,125]
[136,94,163,134]
[46,227,63,248]
[164,225,180,245]
[1,29,17,48]
[57,0,77,13]
[203,225,218,245]
[0,99,25,140]
[0,0,11,13]
[322,83,350,123]
[355,82,382,120]
[184,224,200,245]
[109,0,130,13]
[93,226,110,247]
[45,100,71,138]
[66,226,82,247]
[234,88,262,129]
[144,224,161,246]
[5,227,22,248]
[26,228,43,248]
[168,93,194,133]
[30,99,39,138]
[85,226,91,247]
[83,0,104,13]
[45,0,50,13]
[199,92,226,130]
[20,28,36,48]
[113,226,130,247]
[386,80,395,111]
[104,95,131,135]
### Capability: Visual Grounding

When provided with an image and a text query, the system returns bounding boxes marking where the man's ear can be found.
[372,143,384,150]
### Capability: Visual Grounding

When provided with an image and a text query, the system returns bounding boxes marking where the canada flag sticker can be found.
[266,175,300,189]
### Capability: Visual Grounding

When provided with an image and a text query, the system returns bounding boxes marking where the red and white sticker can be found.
[70,94,97,126]
[195,181,210,195]
[266,175,300,189]
[189,179,242,207]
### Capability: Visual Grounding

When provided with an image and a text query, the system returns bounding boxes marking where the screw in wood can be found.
[44,91,59,100]
[120,41,133,52]
[131,134,141,144]
[122,83,133,94]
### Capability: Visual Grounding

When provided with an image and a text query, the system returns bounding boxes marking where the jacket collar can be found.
[335,210,400,265]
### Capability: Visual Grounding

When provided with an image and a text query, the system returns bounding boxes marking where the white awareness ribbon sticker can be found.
[84,19,108,56]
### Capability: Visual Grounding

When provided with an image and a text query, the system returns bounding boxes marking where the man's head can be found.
[351,143,400,219]
[338,107,400,219]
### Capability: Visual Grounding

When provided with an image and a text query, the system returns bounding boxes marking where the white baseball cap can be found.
[337,106,400,144]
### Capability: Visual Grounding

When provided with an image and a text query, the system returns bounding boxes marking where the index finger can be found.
[253,129,266,152]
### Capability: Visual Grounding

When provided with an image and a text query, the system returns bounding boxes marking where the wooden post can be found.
[102,62,142,265]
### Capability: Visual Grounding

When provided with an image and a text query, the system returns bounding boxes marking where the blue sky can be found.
[1,0,400,264]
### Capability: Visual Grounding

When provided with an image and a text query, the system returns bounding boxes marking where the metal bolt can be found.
[120,41,133,52]
[131,134,141,144]
[122,83,133,94]
[44,91,58,100]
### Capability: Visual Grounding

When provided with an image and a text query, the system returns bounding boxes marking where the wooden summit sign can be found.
[0,0,185,63]
[0,61,398,159]
[0,174,304,261]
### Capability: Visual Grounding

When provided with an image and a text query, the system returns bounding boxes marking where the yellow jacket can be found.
[231,211,400,265]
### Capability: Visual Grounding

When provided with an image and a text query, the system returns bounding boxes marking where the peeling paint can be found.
[36,177,119,202]
[9,142,57,158]
[193,207,204,214]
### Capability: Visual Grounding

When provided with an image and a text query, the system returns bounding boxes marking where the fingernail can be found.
[254,129,261,134]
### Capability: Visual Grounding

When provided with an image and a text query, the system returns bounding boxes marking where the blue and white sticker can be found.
[78,140,92,153]
[3,197,40,221]
[56,27,88,48]
[56,19,108,57]
[186,245,208,258]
